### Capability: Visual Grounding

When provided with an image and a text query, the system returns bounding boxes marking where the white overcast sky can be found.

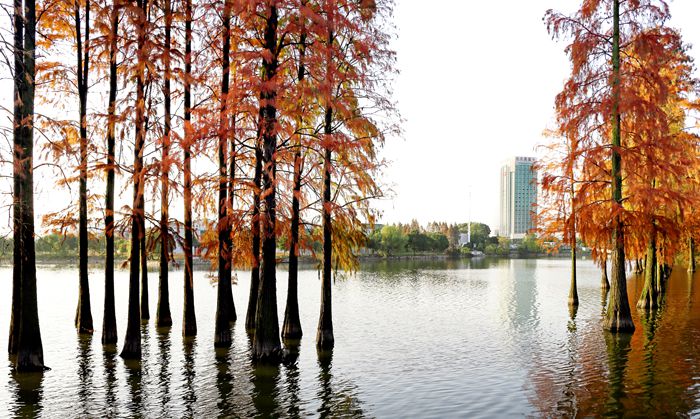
[1,0,699,234]
[375,0,700,231]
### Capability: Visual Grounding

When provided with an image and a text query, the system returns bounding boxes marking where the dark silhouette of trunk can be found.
[246,141,262,333]
[121,0,148,359]
[317,104,334,351]
[156,0,172,328]
[227,119,237,323]
[182,0,197,337]
[253,3,282,362]
[601,257,610,291]
[9,0,24,356]
[215,0,233,347]
[604,0,634,333]
[637,229,657,310]
[102,0,119,345]
[75,0,94,335]
[689,237,695,273]
[568,181,578,308]
[282,8,306,341]
[15,0,45,371]
[141,232,149,321]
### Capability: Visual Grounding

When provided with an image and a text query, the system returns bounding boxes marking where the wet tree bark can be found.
[246,143,262,333]
[182,0,197,337]
[601,257,610,291]
[75,0,94,335]
[215,0,233,347]
[689,237,695,274]
[15,0,46,371]
[637,230,657,310]
[317,105,334,351]
[9,0,24,356]
[227,120,237,324]
[253,3,282,362]
[568,181,578,308]
[604,0,634,333]
[121,0,148,359]
[141,233,149,321]
[282,11,307,341]
[156,0,173,328]
[102,0,119,345]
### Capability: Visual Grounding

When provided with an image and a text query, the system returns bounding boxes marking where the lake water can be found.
[2,258,700,417]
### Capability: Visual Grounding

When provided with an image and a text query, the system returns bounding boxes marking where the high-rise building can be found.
[499,156,537,239]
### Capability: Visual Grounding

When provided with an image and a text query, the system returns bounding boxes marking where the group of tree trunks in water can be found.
[541,0,700,330]
[8,0,397,371]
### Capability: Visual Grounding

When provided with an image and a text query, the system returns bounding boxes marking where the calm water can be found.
[2,258,700,417]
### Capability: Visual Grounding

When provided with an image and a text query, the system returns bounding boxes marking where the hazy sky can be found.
[375,0,700,231]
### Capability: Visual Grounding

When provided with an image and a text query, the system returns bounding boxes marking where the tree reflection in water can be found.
[603,331,632,416]
[9,371,43,418]
[102,346,118,417]
[76,335,94,417]
[124,359,143,415]
[157,328,172,415]
[316,349,366,418]
[182,337,197,417]
[251,363,280,416]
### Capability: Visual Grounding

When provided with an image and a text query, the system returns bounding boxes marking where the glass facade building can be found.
[499,157,537,239]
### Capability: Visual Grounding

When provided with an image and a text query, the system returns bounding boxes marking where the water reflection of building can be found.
[499,156,537,239]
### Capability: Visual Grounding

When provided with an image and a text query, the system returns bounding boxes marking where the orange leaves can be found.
[542,0,700,263]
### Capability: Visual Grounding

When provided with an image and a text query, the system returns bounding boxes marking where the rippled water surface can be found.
[3,258,700,417]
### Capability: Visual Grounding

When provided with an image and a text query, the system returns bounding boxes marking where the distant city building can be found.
[499,156,538,239]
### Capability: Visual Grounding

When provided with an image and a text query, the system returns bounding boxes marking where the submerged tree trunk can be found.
[568,181,578,308]
[215,0,233,348]
[604,0,634,333]
[283,12,306,341]
[102,0,119,345]
[317,105,334,351]
[689,237,696,274]
[75,0,94,335]
[637,230,657,310]
[9,0,24,356]
[601,257,610,291]
[182,0,196,337]
[569,241,578,308]
[253,3,282,363]
[15,0,45,371]
[121,0,148,359]
[246,143,262,333]
[141,233,149,321]
[156,0,172,329]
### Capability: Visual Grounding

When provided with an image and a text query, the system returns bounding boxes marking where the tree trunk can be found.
[121,0,148,359]
[102,0,119,345]
[600,257,610,290]
[227,119,237,324]
[317,105,334,351]
[689,237,695,273]
[75,0,94,335]
[568,181,578,308]
[282,9,306,341]
[215,0,233,347]
[246,142,262,333]
[253,3,282,363]
[141,232,149,321]
[9,0,24,356]
[15,0,45,371]
[182,0,197,337]
[156,0,172,329]
[604,0,634,333]
[569,241,578,308]
[637,230,657,310]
